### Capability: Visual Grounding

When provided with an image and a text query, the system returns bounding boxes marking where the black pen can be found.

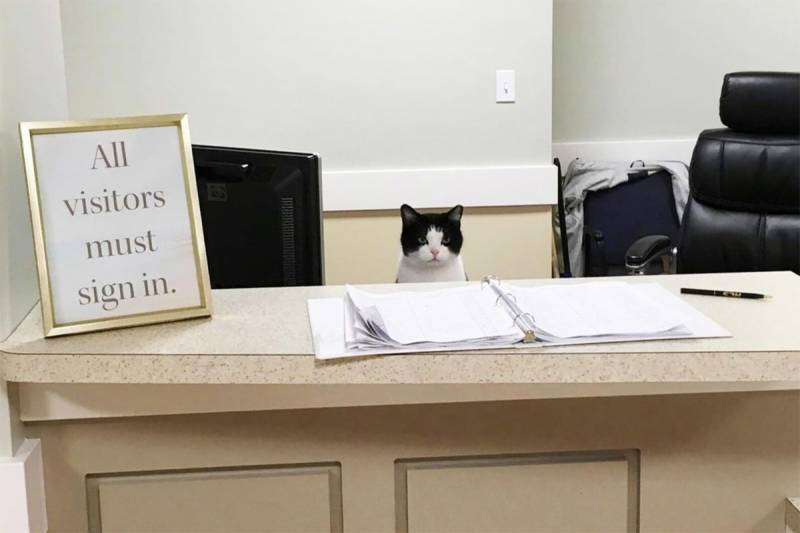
[680,288,769,299]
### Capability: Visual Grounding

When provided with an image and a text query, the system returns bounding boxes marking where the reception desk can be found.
[2,271,800,532]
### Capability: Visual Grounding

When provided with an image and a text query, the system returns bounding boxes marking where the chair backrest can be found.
[679,72,800,274]
[584,169,681,276]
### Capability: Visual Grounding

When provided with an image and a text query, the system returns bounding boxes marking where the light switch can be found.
[496,70,515,103]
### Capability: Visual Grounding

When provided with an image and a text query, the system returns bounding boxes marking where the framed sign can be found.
[20,114,212,337]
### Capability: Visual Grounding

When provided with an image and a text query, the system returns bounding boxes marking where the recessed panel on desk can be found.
[396,450,638,533]
[86,463,342,533]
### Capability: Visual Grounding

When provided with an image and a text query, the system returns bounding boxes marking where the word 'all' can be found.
[92,141,129,169]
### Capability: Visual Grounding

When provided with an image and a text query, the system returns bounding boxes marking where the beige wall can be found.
[324,206,552,285]
[553,0,800,142]
[59,0,553,169]
[0,0,69,339]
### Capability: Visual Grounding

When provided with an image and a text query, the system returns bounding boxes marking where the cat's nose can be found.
[431,248,440,257]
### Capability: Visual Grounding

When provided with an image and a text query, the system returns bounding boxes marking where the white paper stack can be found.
[344,284,526,350]
[307,281,730,359]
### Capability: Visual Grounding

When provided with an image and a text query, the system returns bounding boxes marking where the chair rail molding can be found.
[553,138,696,167]
[321,164,557,212]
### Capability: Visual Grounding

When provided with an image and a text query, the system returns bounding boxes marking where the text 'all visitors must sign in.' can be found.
[20,114,212,337]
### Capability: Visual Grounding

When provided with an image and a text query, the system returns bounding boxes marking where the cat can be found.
[396,204,467,283]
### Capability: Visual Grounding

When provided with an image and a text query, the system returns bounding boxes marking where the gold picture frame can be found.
[19,114,213,337]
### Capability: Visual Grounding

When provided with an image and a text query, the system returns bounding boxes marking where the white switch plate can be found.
[496,70,515,103]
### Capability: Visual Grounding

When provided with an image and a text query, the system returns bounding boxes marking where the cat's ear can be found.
[446,205,463,223]
[400,204,420,225]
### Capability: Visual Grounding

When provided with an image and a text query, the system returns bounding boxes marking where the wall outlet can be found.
[496,70,515,103]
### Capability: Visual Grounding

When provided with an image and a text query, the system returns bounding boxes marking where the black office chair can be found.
[626,72,800,275]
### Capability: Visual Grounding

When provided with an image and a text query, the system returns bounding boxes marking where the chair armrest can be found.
[625,235,672,269]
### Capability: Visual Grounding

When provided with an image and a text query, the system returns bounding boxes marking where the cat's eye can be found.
[417,237,427,244]
[442,237,451,245]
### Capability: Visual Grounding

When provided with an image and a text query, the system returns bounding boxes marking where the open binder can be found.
[307,276,730,359]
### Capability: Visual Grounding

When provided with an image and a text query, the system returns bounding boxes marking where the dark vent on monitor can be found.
[280,197,297,285]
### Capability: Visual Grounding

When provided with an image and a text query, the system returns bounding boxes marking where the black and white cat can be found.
[396,204,467,283]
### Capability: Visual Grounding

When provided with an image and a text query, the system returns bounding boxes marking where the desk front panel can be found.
[25,391,799,532]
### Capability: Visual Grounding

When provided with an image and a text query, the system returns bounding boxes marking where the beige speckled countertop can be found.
[2,271,800,385]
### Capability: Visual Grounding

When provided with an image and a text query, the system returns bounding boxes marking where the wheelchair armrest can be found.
[625,235,672,269]
[583,226,608,277]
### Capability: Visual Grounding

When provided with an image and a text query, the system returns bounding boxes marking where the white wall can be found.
[0,0,69,339]
[553,0,800,144]
[59,0,553,170]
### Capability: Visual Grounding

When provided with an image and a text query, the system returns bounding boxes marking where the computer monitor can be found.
[192,145,324,288]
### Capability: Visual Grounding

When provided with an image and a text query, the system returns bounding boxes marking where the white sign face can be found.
[21,115,212,336]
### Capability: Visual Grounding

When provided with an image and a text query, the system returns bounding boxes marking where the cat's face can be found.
[400,204,464,266]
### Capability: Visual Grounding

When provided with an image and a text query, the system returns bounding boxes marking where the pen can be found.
[680,288,769,299]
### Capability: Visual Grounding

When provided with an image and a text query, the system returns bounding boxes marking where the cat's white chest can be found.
[396,255,466,283]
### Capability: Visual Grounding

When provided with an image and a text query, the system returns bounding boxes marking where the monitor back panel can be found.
[193,145,323,288]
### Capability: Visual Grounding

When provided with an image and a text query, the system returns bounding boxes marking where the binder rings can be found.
[482,276,537,342]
